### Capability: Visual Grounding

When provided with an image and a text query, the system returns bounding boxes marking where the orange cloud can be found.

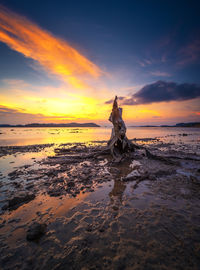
[0,6,102,88]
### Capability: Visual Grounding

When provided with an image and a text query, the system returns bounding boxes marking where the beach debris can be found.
[26,222,46,241]
[108,96,139,162]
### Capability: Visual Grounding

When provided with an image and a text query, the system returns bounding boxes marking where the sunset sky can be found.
[0,0,200,125]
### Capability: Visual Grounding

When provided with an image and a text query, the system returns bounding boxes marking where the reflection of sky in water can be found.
[0,146,55,175]
[0,146,55,205]
[0,127,199,146]
[0,192,89,246]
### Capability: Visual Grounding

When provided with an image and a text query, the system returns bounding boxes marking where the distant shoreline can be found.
[130,124,200,128]
[130,122,200,128]
[0,122,199,128]
[0,122,100,128]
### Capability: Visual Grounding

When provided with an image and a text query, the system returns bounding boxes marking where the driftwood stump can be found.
[108,96,137,162]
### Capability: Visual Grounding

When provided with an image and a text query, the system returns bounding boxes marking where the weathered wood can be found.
[108,96,138,161]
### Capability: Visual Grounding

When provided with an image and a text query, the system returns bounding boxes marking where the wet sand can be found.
[0,134,200,269]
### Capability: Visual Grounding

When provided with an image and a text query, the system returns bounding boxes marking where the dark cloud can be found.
[106,81,200,106]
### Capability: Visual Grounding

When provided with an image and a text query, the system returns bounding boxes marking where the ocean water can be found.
[0,126,199,146]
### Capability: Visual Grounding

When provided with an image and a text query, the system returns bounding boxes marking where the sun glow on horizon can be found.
[0,6,199,125]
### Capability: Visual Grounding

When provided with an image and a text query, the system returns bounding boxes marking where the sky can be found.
[0,0,199,125]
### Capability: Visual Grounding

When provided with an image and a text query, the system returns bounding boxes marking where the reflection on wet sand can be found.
[1,192,88,247]
[108,160,134,207]
[109,180,126,204]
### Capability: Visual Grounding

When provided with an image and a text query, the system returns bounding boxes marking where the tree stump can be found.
[108,96,137,162]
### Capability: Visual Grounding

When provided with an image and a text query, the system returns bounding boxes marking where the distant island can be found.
[173,122,200,127]
[130,122,200,128]
[0,122,200,128]
[0,122,100,128]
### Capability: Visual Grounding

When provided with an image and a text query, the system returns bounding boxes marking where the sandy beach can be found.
[0,128,200,269]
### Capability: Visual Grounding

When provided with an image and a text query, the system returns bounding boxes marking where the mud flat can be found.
[0,135,200,269]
